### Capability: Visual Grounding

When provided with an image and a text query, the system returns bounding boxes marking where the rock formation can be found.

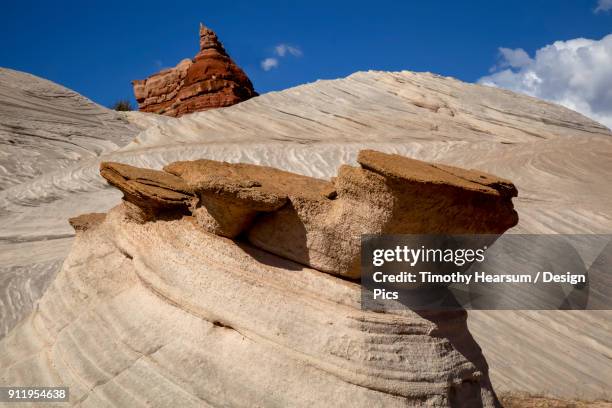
[101,150,518,279]
[2,69,612,402]
[132,23,257,117]
[0,150,518,406]
[0,204,499,407]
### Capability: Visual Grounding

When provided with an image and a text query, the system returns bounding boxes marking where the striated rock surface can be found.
[102,150,517,278]
[0,68,145,342]
[0,68,140,190]
[1,69,612,402]
[0,151,518,405]
[132,23,257,117]
[1,198,503,407]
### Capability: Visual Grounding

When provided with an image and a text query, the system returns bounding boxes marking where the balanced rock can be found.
[132,23,257,117]
[100,150,518,278]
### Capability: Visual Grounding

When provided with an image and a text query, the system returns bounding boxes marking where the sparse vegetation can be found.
[111,99,134,111]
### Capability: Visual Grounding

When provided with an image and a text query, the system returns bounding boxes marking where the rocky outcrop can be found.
[6,148,519,406]
[4,69,611,402]
[132,23,257,117]
[2,201,501,407]
[100,150,518,279]
[100,162,193,221]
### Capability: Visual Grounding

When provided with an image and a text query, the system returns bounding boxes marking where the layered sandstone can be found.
[3,69,612,402]
[0,150,519,406]
[100,150,518,279]
[0,202,501,407]
[132,23,257,117]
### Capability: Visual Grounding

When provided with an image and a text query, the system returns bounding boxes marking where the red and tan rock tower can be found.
[132,23,257,117]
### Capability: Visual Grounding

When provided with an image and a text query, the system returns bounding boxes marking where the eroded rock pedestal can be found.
[0,150,517,407]
[132,23,257,117]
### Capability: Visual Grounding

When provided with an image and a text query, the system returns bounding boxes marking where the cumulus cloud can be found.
[595,0,612,13]
[260,43,303,71]
[478,34,612,129]
[495,48,533,69]
[260,57,279,71]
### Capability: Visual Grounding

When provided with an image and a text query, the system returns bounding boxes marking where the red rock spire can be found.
[199,22,226,53]
[132,24,257,117]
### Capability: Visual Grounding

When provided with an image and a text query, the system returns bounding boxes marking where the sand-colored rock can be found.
[0,68,139,191]
[249,150,518,277]
[100,150,517,279]
[2,69,612,402]
[68,212,106,232]
[132,23,257,117]
[100,162,194,220]
[0,204,501,407]
[164,159,335,237]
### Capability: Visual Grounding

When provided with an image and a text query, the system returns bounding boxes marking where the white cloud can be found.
[478,34,612,129]
[260,57,279,71]
[498,48,533,68]
[260,43,303,71]
[595,0,612,13]
[275,44,303,57]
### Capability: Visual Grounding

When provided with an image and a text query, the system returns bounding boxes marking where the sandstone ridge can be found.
[132,23,258,117]
[97,149,518,278]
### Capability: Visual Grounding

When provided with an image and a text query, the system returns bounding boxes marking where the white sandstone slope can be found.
[0,70,611,403]
[0,67,142,340]
[0,68,142,190]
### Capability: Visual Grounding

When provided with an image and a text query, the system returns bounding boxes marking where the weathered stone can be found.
[248,150,518,278]
[100,162,194,220]
[1,203,502,407]
[101,150,517,278]
[68,212,106,232]
[164,159,334,237]
[132,23,257,117]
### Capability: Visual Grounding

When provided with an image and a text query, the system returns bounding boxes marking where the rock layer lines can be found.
[1,69,611,401]
[132,23,257,117]
[2,146,521,406]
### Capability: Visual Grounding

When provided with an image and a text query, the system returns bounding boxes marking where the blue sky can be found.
[1,0,611,123]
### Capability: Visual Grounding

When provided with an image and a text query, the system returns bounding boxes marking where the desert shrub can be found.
[111,99,134,111]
